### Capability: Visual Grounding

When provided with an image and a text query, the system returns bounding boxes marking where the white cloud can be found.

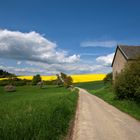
[2,63,111,77]
[0,29,80,64]
[17,61,22,65]
[26,61,111,74]
[0,59,112,75]
[0,29,114,75]
[80,53,100,56]
[81,40,117,48]
[96,53,115,66]
[0,65,47,75]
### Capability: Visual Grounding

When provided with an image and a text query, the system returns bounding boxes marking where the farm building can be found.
[112,45,140,80]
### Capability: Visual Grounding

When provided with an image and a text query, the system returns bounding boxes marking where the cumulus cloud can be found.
[0,29,80,64]
[81,40,117,48]
[26,61,110,74]
[96,53,115,66]
[17,61,22,65]
[0,65,47,75]
[80,53,100,56]
[0,59,112,75]
[0,29,114,75]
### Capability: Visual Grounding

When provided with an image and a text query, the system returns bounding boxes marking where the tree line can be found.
[0,69,15,78]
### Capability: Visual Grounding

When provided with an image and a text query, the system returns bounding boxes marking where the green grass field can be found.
[0,86,78,140]
[75,81,104,90]
[76,81,140,120]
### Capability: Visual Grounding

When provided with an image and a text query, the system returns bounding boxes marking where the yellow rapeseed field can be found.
[17,75,57,81]
[71,74,106,83]
[0,74,106,83]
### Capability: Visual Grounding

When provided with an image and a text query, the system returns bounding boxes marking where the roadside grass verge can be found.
[75,81,104,90]
[76,81,140,120]
[0,86,78,140]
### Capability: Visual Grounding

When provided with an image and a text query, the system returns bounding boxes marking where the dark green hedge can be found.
[114,56,140,100]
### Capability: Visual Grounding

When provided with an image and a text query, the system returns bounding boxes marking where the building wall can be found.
[112,49,127,80]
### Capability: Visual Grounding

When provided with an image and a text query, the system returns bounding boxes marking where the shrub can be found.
[37,81,44,88]
[114,56,140,99]
[60,73,73,88]
[32,74,42,85]
[44,80,57,85]
[60,72,67,80]
[4,85,16,92]
[0,69,15,78]
[0,80,10,86]
[0,78,30,86]
[63,76,73,88]
[55,73,73,88]
[13,80,27,86]
[103,72,112,84]
[135,87,140,99]
[56,74,63,87]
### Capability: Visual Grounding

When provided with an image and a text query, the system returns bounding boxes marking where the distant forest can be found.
[0,69,15,78]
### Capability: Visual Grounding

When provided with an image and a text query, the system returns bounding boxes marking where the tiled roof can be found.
[111,45,140,67]
[119,45,140,59]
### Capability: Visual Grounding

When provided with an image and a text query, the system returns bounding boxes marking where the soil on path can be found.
[72,88,140,140]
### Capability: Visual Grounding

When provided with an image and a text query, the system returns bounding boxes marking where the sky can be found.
[0,0,140,75]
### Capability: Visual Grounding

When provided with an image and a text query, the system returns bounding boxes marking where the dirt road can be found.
[72,88,140,140]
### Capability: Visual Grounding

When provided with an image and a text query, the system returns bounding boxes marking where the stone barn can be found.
[111,45,140,80]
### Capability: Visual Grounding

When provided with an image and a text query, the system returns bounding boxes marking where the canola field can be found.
[71,74,106,83]
[19,74,106,83]
[0,74,106,83]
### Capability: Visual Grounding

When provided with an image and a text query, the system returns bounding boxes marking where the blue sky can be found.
[0,0,140,75]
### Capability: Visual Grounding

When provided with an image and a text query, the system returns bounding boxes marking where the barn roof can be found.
[119,45,140,59]
[111,45,140,67]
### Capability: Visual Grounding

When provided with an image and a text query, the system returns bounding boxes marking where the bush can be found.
[45,80,57,85]
[135,87,140,99]
[37,81,44,88]
[0,78,31,86]
[13,80,27,86]
[4,85,16,92]
[56,74,63,87]
[63,76,73,88]
[32,74,42,85]
[0,80,10,86]
[60,73,73,88]
[103,72,112,84]
[0,69,15,78]
[55,73,73,88]
[114,56,140,99]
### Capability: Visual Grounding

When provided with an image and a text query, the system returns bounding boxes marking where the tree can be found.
[60,72,67,80]
[0,69,15,78]
[32,74,42,85]
[103,72,112,84]
[60,73,73,88]
[114,56,140,99]
[37,81,44,88]
[56,74,63,86]
[64,76,73,88]
[56,73,73,88]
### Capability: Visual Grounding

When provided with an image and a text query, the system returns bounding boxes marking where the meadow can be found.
[0,86,78,140]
